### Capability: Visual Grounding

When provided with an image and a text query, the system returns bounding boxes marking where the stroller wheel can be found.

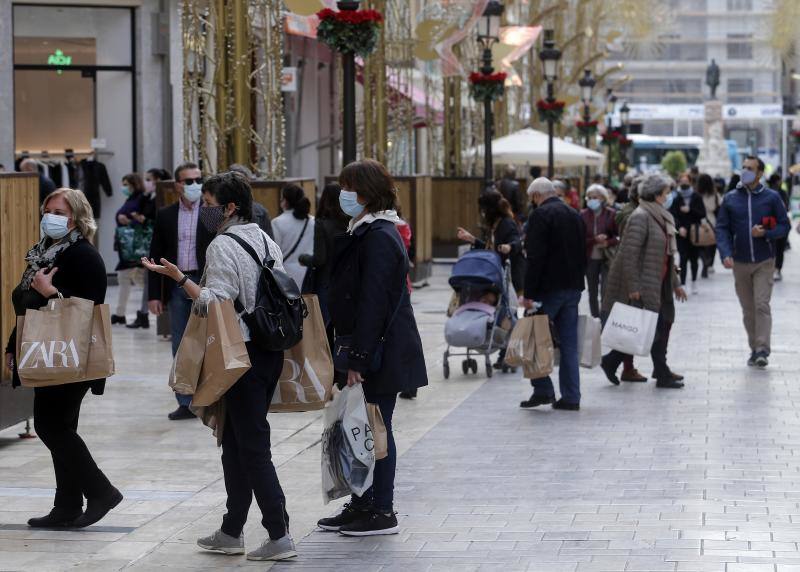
[461,360,470,375]
[443,361,450,379]
[485,358,493,378]
[470,360,478,374]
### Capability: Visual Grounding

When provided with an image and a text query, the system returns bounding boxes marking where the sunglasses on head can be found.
[181,177,203,185]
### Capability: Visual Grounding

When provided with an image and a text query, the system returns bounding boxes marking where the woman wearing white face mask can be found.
[5,188,122,529]
[580,184,619,320]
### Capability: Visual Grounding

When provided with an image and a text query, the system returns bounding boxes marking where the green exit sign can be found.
[47,49,72,74]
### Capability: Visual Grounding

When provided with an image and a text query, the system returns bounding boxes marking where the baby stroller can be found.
[443,250,516,379]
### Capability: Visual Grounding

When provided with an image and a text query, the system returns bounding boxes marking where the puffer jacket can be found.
[716,184,790,264]
[602,206,681,323]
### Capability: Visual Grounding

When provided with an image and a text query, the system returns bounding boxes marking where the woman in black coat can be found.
[457,190,524,292]
[318,159,428,537]
[670,173,706,293]
[4,188,122,530]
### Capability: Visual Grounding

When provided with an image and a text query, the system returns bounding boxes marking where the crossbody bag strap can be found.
[283,218,309,261]
[379,282,406,343]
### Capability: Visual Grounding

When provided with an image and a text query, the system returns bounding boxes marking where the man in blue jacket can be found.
[716,156,790,368]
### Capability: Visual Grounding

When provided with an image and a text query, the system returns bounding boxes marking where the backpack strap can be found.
[222,232,272,314]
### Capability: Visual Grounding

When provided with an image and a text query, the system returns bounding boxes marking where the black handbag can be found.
[222,232,307,351]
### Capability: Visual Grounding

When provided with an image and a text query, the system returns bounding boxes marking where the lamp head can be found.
[578,69,595,104]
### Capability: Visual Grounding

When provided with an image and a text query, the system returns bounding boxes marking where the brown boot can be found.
[621,368,647,382]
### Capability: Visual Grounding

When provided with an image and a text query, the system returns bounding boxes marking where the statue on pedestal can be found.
[706,59,720,100]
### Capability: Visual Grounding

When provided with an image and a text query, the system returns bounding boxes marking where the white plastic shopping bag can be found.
[321,384,376,503]
[601,302,659,357]
[579,316,602,368]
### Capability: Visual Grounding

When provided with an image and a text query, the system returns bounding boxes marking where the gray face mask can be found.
[199,205,226,233]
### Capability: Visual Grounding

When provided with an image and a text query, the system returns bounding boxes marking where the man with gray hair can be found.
[520,177,586,410]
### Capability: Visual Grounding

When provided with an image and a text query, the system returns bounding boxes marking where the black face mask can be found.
[200,205,226,233]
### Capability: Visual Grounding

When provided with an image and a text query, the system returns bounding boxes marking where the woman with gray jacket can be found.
[600,174,688,389]
[143,171,296,562]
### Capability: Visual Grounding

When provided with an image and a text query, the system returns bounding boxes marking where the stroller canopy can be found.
[449,250,505,291]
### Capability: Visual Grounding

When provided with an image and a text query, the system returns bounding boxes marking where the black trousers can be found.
[776,238,787,271]
[677,236,699,284]
[701,245,716,274]
[220,342,289,540]
[585,258,608,319]
[33,383,114,509]
[353,392,398,513]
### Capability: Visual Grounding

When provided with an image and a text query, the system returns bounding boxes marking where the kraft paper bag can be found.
[366,403,388,461]
[193,299,251,407]
[169,311,208,396]
[504,316,534,368]
[522,315,555,379]
[271,295,334,413]
[16,296,95,384]
[601,302,659,357]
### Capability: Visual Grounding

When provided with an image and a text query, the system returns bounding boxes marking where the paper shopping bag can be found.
[601,302,659,357]
[522,315,555,379]
[193,299,251,407]
[366,403,388,460]
[504,316,535,368]
[579,316,602,368]
[78,304,115,381]
[17,296,95,384]
[169,311,208,396]
[271,295,333,412]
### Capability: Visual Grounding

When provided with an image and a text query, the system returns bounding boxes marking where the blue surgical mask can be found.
[663,192,675,210]
[741,169,757,186]
[184,183,203,203]
[40,213,70,240]
[587,198,603,212]
[121,186,131,198]
[339,189,365,218]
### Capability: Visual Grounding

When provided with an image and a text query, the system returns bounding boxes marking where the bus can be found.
[628,134,741,174]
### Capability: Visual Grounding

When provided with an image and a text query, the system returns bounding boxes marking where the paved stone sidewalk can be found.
[276,248,800,571]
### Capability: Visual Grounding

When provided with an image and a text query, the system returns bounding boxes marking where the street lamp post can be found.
[605,89,617,184]
[619,101,631,175]
[338,0,360,166]
[578,69,596,192]
[477,0,504,191]
[539,29,561,179]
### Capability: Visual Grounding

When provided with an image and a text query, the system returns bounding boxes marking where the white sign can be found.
[90,138,107,149]
[281,67,298,92]
[723,104,782,119]
[626,103,783,121]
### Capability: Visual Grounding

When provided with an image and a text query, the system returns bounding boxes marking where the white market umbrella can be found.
[479,127,605,168]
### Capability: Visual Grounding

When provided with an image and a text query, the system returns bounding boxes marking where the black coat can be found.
[670,191,706,232]
[329,219,428,397]
[300,216,349,294]
[6,239,108,394]
[252,201,273,238]
[79,159,113,219]
[147,202,215,303]
[473,215,525,292]
[524,196,586,300]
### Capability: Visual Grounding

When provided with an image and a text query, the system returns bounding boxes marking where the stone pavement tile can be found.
[674,563,727,572]
[725,564,776,572]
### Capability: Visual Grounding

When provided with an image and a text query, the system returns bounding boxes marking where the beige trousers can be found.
[732,258,775,354]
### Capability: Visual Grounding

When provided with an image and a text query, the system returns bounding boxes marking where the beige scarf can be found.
[639,200,678,256]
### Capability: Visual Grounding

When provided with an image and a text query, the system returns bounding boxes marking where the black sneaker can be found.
[339,511,399,537]
[111,315,126,325]
[520,393,555,408]
[601,356,620,386]
[754,351,768,368]
[655,379,684,389]
[552,399,580,411]
[168,406,196,421]
[317,502,370,532]
[747,352,757,367]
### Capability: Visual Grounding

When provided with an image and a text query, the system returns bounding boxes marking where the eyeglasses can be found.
[181,177,203,185]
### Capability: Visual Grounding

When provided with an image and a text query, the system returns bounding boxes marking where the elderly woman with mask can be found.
[600,174,688,389]
[580,184,619,319]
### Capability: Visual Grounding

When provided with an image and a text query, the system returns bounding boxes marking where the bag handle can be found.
[282,218,310,261]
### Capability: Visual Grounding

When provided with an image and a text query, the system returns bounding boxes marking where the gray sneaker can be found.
[246,534,297,561]
[197,529,245,555]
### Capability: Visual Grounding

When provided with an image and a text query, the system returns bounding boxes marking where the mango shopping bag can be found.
[601,302,659,357]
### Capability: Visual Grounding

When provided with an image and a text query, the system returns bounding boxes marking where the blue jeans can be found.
[530,289,581,405]
[352,393,397,513]
[168,277,197,407]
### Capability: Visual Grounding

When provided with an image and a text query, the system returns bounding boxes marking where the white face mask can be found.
[144,180,156,194]
[40,213,70,240]
[184,183,202,203]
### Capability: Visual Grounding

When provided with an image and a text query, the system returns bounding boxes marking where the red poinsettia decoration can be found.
[536,99,566,123]
[792,130,800,143]
[602,129,632,147]
[468,72,507,102]
[316,8,383,57]
[575,119,599,137]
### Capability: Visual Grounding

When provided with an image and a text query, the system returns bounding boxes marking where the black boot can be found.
[126,311,150,329]
[28,507,83,528]
[72,488,123,528]
[111,315,126,325]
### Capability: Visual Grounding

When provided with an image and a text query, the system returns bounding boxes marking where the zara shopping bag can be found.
[16,296,95,384]
[601,302,659,357]
[321,385,376,503]
[169,311,208,396]
[271,295,334,412]
[505,314,554,378]
[192,299,252,407]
